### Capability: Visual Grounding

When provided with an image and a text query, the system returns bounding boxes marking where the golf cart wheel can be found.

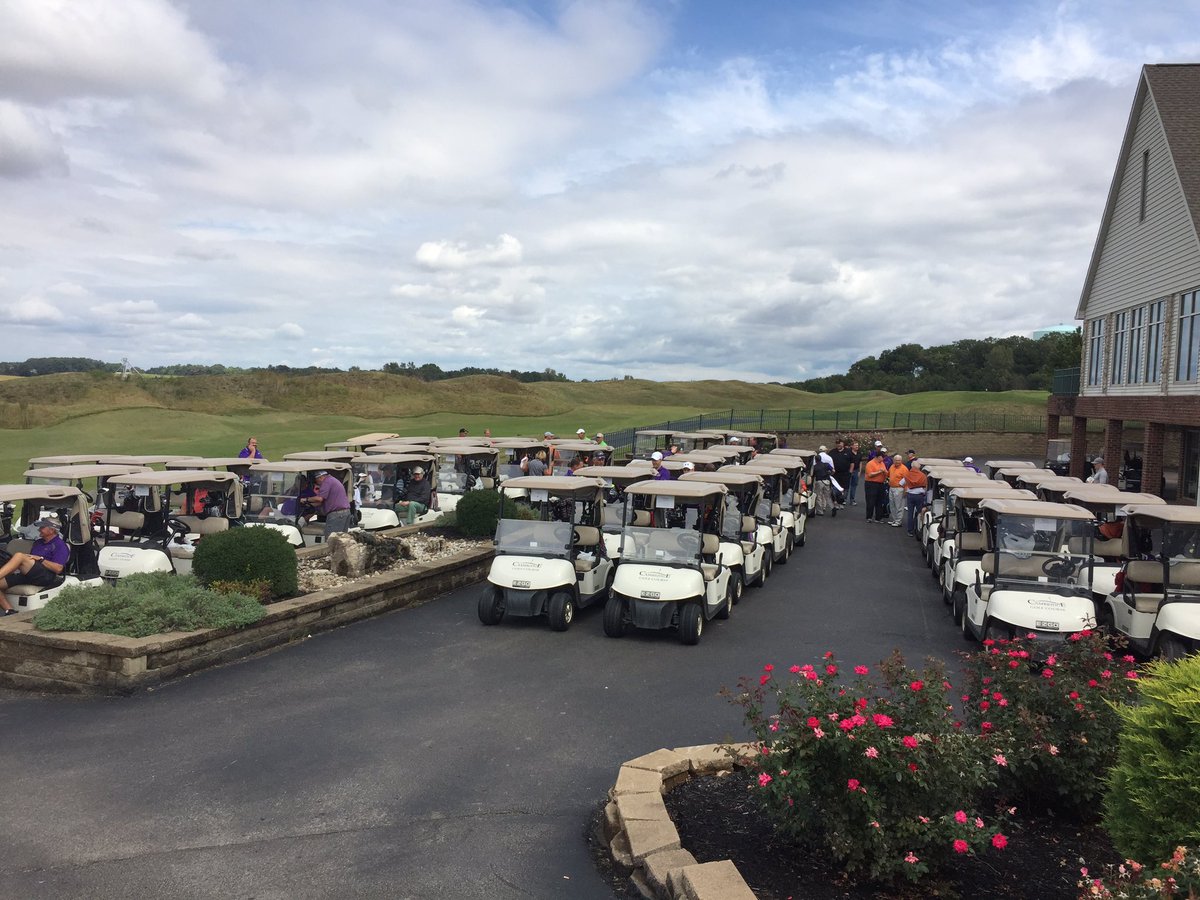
[951,588,965,623]
[780,532,794,565]
[716,583,732,620]
[730,570,744,605]
[921,540,931,563]
[797,525,806,547]
[1158,633,1191,662]
[758,549,772,586]
[961,605,975,642]
[548,591,574,632]
[1094,603,1115,635]
[984,618,1014,643]
[603,594,628,638]
[477,585,505,625]
[679,602,703,645]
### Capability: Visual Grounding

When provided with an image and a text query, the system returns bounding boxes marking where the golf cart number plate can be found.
[512,580,530,588]
[640,590,661,599]
[1035,620,1059,631]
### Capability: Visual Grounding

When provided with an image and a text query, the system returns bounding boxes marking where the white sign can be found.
[655,495,675,509]
[530,489,549,503]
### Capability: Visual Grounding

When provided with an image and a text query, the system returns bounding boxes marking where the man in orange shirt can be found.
[887,455,909,527]
[863,453,889,523]
[903,461,929,536]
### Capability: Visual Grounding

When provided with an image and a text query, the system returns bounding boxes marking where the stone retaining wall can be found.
[602,743,759,899]
[0,545,494,695]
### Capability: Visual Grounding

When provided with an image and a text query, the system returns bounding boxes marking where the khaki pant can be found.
[888,487,905,525]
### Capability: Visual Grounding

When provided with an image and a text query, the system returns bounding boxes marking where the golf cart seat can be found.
[3,538,68,600]
[980,552,1049,580]
[1093,537,1123,557]
[632,510,651,526]
[958,532,986,553]
[108,510,145,531]
[477,477,495,489]
[700,533,720,581]
[572,526,600,572]
[1124,560,1166,613]
[175,515,229,535]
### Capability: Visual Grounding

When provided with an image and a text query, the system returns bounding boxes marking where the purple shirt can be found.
[315,474,350,513]
[653,465,671,480]
[35,534,70,568]
[238,448,263,459]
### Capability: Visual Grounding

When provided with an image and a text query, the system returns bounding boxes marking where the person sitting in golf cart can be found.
[396,466,432,525]
[278,474,317,519]
[0,516,69,615]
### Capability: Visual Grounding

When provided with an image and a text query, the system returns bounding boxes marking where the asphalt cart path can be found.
[0,511,964,899]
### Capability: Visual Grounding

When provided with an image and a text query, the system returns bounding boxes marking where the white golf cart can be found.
[961,498,1098,642]
[769,449,818,515]
[982,460,1037,480]
[432,446,498,513]
[605,480,734,645]
[729,431,779,453]
[26,455,105,469]
[1062,486,1164,601]
[349,452,438,530]
[492,439,554,483]
[747,454,808,547]
[324,433,400,453]
[574,465,655,560]
[1099,504,1200,660]
[97,470,243,577]
[935,484,1032,619]
[738,459,801,563]
[0,484,103,612]
[23,463,152,523]
[244,461,354,547]
[919,469,990,562]
[1045,438,1072,477]
[479,475,612,631]
[680,469,766,597]
[95,455,204,470]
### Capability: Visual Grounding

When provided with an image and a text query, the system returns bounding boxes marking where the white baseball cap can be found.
[682,461,695,470]
[874,440,882,446]
[963,456,973,463]
[651,451,663,461]
[576,428,586,435]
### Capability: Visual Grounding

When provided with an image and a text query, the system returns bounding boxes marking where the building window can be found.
[1145,299,1163,383]
[1139,149,1149,222]
[1126,305,1145,384]
[1111,311,1128,385]
[1087,317,1105,387]
[1177,289,1200,382]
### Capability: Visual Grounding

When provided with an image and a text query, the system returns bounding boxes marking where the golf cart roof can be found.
[1032,476,1085,490]
[0,483,90,504]
[985,460,1037,470]
[95,455,204,466]
[250,461,352,475]
[770,448,815,459]
[283,451,359,462]
[501,475,606,494]
[740,460,789,475]
[1121,504,1200,524]
[635,430,676,437]
[350,453,435,464]
[695,446,743,460]
[918,458,969,467]
[574,466,654,485]
[1014,470,1074,486]
[164,457,266,469]
[978,498,1096,521]
[376,436,436,446]
[549,440,604,452]
[324,433,400,450]
[436,446,498,459]
[949,485,1031,502]
[665,451,727,464]
[491,438,551,450]
[671,431,719,440]
[930,473,989,488]
[107,470,242,488]
[27,454,105,467]
[1063,486,1162,505]
[24,464,152,480]
[729,431,775,439]
[363,443,433,454]
[625,480,727,500]
[680,470,764,488]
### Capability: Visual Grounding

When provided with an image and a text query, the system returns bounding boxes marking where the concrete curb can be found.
[603,743,760,899]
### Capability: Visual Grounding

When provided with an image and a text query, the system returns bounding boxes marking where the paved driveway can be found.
[0,511,964,899]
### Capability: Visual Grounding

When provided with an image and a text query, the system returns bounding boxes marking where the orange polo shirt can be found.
[903,469,928,492]
[864,457,888,483]
[887,463,909,487]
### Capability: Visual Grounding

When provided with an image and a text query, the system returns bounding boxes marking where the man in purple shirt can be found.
[650,451,671,480]
[0,517,70,614]
[304,470,353,537]
[238,437,264,459]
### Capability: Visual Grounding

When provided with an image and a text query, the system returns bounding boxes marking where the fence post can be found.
[874,411,879,429]
[834,410,839,431]
[729,409,734,428]
[855,411,860,429]
[811,410,815,430]
[1001,415,1006,432]
[760,408,765,429]
[787,410,791,430]
[892,412,898,429]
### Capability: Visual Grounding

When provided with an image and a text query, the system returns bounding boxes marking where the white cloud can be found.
[2,295,65,323]
[414,234,523,270]
[276,322,305,338]
[450,305,486,324]
[0,101,67,177]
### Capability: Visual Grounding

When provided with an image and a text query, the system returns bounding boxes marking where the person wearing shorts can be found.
[0,517,70,614]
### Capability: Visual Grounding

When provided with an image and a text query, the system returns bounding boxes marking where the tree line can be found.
[786,332,1081,394]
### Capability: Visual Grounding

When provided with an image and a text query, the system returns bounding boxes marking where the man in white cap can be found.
[812,445,834,515]
[575,428,587,439]
[1089,457,1108,485]
[963,456,980,473]
[650,451,671,480]
[396,465,432,524]
[0,515,69,614]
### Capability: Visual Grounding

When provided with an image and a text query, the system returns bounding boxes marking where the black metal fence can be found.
[602,409,1050,454]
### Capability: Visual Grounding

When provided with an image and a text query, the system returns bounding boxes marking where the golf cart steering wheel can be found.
[677,531,702,554]
[1041,556,1080,578]
[166,517,190,540]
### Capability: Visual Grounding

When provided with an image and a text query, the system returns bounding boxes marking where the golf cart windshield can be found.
[620,526,703,565]
[494,519,573,556]
[436,452,495,495]
[994,515,1092,588]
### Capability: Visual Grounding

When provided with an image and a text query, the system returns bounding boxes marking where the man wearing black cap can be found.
[303,470,353,537]
[0,516,69,614]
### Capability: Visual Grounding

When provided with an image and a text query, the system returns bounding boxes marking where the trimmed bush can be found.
[34,572,265,638]
[192,526,298,599]
[1103,654,1200,863]
[453,489,532,537]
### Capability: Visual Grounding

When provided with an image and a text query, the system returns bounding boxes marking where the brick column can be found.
[1103,419,1124,479]
[1143,421,1165,498]
[1047,414,1060,441]
[1070,416,1088,480]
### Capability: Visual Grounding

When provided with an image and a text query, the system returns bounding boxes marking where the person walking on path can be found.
[846,439,862,506]
[863,453,888,522]
[813,445,834,516]
[903,461,928,536]
[887,455,909,527]
[832,439,853,510]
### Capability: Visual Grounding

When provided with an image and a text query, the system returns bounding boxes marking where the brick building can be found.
[1047,64,1200,502]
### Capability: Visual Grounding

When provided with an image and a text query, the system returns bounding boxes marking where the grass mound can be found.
[34,573,266,638]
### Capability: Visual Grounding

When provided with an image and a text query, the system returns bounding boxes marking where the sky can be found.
[1,1,1198,382]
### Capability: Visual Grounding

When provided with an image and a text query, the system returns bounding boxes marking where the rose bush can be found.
[1079,846,1200,898]
[726,650,1009,885]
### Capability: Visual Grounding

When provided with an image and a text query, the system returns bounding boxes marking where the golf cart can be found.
[769,449,818,514]
[660,451,727,471]
[1045,438,1072,476]
[349,452,439,530]
[982,460,1036,480]
[961,498,1097,642]
[23,464,152,521]
[244,461,354,547]
[605,480,734,645]
[324,433,400,453]
[1099,505,1200,660]
[1033,477,1089,502]
[433,446,499,512]
[283,450,360,466]
[739,459,803,559]
[936,485,1032,617]
[729,431,779,453]
[26,455,105,469]
[1061,486,1164,601]
[492,439,554,483]
[97,470,243,577]
[680,469,767,595]
[478,475,612,631]
[919,469,989,558]
[0,484,102,612]
[574,465,655,560]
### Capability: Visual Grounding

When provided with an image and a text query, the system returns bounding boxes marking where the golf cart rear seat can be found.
[477,477,495,489]
[108,511,145,530]
[175,515,229,534]
[701,533,720,581]
[1124,559,1200,613]
[573,526,600,572]
[740,515,757,554]
[980,552,1049,580]
[633,510,651,526]
[3,539,68,601]
[958,532,986,553]
[1093,537,1123,558]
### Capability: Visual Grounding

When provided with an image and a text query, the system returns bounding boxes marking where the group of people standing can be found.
[810,438,929,535]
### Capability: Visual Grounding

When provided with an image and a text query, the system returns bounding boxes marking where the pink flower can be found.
[854,665,869,675]
[975,817,984,829]
[869,820,880,828]
[813,727,825,739]
[981,722,994,732]
[1126,671,1139,680]
[982,638,995,647]
[1008,661,1019,669]
[910,680,924,692]
[759,674,771,685]
[908,763,919,772]
[1088,679,1099,688]
[758,772,772,787]
[1048,744,1059,756]
[1041,668,1055,679]
[1069,691,1079,700]
[872,713,894,728]
[905,852,919,864]
[760,745,771,755]
[954,810,968,824]
[769,722,779,732]
[918,816,930,824]
[806,716,820,728]
[865,746,879,759]
[992,834,1008,850]
[804,670,819,681]
[902,735,919,749]
[979,700,990,710]
[789,665,801,674]
[847,778,860,791]
[824,651,834,659]
[992,753,1008,767]
[953,839,969,854]
[991,691,1002,700]
[998,698,1008,707]
[1046,654,1058,666]
[1101,670,1113,680]
[763,664,774,672]
[826,664,838,675]
[1122,654,1136,664]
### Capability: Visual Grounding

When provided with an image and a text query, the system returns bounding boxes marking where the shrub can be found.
[1103,654,1200,863]
[959,630,1140,813]
[452,489,532,538]
[192,525,298,598]
[34,572,265,638]
[726,651,1008,885]
[1079,846,1200,898]
[209,579,274,604]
